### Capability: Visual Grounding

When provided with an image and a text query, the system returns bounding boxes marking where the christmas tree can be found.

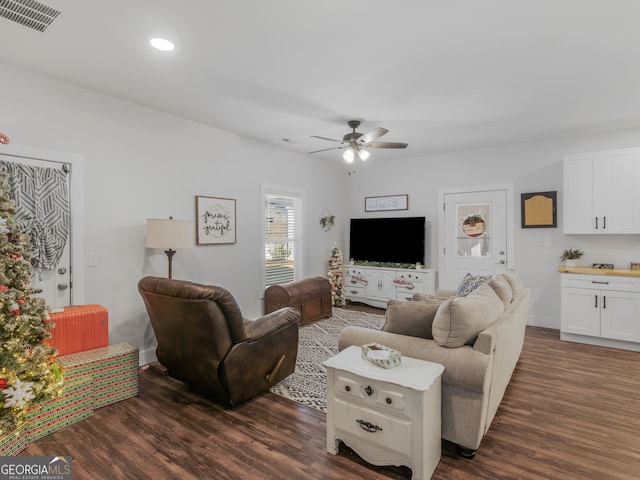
[0,170,62,435]
[328,245,344,307]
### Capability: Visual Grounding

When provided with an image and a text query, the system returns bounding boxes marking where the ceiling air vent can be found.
[0,0,61,32]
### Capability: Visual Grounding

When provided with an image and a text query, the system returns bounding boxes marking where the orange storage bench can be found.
[46,304,109,355]
[264,276,332,325]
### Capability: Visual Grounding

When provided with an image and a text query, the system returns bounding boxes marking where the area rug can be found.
[269,307,385,413]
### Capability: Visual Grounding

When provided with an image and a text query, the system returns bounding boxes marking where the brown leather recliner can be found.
[138,276,299,406]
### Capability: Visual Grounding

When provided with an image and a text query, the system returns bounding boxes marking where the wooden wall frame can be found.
[521,191,557,228]
[195,195,236,244]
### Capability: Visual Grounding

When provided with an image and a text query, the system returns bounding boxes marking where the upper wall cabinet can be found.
[564,148,640,234]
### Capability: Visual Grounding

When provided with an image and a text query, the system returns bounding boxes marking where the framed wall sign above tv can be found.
[365,194,408,212]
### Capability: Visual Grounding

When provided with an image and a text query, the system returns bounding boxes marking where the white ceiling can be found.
[2,0,640,164]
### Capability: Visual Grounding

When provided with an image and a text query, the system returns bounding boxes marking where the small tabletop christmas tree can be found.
[328,245,344,307]
[0,170,62,435]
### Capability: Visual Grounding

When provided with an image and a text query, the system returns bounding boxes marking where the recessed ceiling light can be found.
[150,38,174,51]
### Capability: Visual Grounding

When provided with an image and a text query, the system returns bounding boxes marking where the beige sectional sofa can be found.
[338,270,529,458]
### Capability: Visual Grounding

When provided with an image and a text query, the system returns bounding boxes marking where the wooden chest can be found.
[265,276,332,325]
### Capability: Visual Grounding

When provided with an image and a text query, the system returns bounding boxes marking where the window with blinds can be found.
[264,191,302,287]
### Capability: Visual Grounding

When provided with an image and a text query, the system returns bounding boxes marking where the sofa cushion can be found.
[382,299,447,339]
[501,269,523,295]
[412,293,456,302]
[432,283,505,348]
[489,274,513,308]
[455,272,491,296]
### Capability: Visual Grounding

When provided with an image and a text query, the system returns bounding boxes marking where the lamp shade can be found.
[145,218,191,249]
[358,149,370,161]
[342,148,355,163]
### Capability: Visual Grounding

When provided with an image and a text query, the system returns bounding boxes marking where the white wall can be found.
[3,65,640,349]
[345,131,640,329]
[0,65,347,363]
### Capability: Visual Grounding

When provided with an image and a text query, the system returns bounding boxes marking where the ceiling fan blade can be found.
[311,135,343,143]
[308,146,346,154]
[357,127,388,145]
[364,142,409,149]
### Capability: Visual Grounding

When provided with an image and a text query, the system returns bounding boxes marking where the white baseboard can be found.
[139,347,157,366]
[560,332,640,352]
[526,314,559,330]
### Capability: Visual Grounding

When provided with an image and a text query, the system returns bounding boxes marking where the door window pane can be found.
[457,203,491,257]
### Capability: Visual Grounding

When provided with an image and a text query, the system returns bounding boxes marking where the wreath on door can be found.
[461,214,485,237]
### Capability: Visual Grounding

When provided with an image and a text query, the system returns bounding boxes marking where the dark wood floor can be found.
[23,315,639,479]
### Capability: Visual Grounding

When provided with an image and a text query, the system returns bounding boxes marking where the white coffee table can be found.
[324,346,444,480]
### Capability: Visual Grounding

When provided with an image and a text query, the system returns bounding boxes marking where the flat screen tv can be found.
[349,217,425,265]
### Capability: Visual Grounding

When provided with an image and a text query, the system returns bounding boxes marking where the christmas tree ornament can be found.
[2,379,35,409]
[8,300,20,315]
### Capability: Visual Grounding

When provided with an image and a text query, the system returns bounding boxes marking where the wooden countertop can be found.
[558,266,640,277]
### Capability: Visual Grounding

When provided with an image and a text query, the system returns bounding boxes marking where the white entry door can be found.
[0,153,72,308]
[438,185,514,290]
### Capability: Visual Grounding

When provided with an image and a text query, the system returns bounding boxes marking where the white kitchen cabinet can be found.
[561,273,640,351]
[344,266,436,309]
[563,148,640,234]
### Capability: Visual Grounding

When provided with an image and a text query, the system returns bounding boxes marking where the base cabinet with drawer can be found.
[344,266,436,308]
[561,273,640,351]
[324,346,444,480]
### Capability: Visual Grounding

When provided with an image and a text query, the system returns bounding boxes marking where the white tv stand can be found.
[344,266,436,309]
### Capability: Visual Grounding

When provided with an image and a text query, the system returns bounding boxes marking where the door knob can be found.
[57,283,68,290]
[496,259,506,265]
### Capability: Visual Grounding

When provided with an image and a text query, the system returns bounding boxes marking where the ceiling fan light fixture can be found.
[150,38,175,51]
[358,149,370,161]
[343,148,355,163]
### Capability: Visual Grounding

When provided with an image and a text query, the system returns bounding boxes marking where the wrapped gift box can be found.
[0,422,29,456]
[0,376,94,455]
[26,376,94,442]
[55,343,139,409]
[1,343,139,456]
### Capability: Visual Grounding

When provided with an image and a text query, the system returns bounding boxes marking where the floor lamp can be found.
[145,217,191,279]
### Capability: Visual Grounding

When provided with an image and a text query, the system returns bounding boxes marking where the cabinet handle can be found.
[365,385,374,396]
[345,385,351,392]
[603,216,606,229]
[592,281,609,284]
[603,296,606,309]
[357,419,383,433]
[595,295,598,308]
[386,397,392,405]
[595,217,598,229]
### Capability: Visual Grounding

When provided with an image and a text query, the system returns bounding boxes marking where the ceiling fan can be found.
[309,120,408,163]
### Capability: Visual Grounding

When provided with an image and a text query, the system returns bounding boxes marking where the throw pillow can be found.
[432,283,504,348]
[382,299,447,339]
[489,274,513,308]
[455,272,491,296]
[501,269,523,295]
